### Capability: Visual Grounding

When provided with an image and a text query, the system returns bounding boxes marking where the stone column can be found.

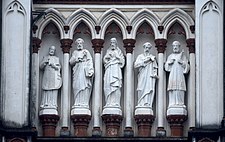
[1,0,31,128]
[123,39,136,137]
[186,38,195,130]
[91,39,104,137]
[31,37,42,129]
[60,39,73,136]
[155,39,167,137]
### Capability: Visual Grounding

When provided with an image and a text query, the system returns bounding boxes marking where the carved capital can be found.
[134,115,155,137]
[186,38,195,53]
[167,115,187,137]
[71,115,91,137]
[102,114,123,137]
[123,39,136,54]
[92,39,104,53]
[32,37,42,53]
[126,26,132,34]
[154,39,167,53]
[60,39,73,53]
[39,114,60,136]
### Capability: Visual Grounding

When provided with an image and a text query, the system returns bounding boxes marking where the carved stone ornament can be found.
[134,115,155,137]
[39,114,60,136]
[92,39,104,53]
[32,37,42,53]
[71,115,92,137]
[102,114,123,137]
[186,38,195,53]
[60,39,73,53]
[167,115,187,137]
[123,39,136,54]
[154,39,167,53]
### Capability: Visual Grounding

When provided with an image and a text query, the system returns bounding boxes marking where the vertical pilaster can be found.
[186,38,195,130]
[123,39,136,137]
[155,39,167,137]
[31,37,42,129]
[1,0,31,128]
[91,39,104,137]
[60,39,73,135]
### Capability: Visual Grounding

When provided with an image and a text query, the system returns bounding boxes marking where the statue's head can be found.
[172,41,181,53]
[110,38,117,50]
[143,42,152,53]
[76,38,84,50]
[49,46,56,56]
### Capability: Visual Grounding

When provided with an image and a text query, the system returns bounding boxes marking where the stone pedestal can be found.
[102,114,123,137]
[39,114,60,136]
[167,115,187,137]
[71,115,91,137]
[134,115,155,137]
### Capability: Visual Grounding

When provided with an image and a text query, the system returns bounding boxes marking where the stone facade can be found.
[0,0,224,142]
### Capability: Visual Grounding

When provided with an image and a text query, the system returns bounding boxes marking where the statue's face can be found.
[172,43,180,53]
[76,40,83,50]
[144,43,151,53]
[49,46,55,55]
[110,39,117,50]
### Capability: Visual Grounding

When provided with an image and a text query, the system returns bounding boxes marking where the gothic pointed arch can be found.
[36,8,65,39]
[161,8,194,39]
[99,8,129,39]
[67,8,97,39]
[130,9,160,39]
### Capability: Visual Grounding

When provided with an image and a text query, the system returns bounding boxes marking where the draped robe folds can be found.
[165,52,189,107]
[70,49,94,108]
[134,54,158,108]
[103,47,125,107]
[40,55,62,108]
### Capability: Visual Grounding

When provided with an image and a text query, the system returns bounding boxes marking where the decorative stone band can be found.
[39,114,60,136]
[71,115,92,137]
[32,37,42,53]
[154,39,167,53]
[186,38,195,53]
[60,39,73,53]
[167,115,187,137]
[92,39,104,53]
[123,39,136,54]
[101,114,123,137]
[134,115,155,137]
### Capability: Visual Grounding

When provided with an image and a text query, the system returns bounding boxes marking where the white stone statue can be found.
[102,38,125,115]
[134,42,158,115]
[40,46,62,114]
[165,41,189,115]
[70,38,94,115]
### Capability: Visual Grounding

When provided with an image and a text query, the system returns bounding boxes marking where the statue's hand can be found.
[168,59,175,64]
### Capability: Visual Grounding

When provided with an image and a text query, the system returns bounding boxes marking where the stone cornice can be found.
[33,0,195,4]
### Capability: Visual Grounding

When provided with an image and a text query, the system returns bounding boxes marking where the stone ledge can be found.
[35,137,188,142]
